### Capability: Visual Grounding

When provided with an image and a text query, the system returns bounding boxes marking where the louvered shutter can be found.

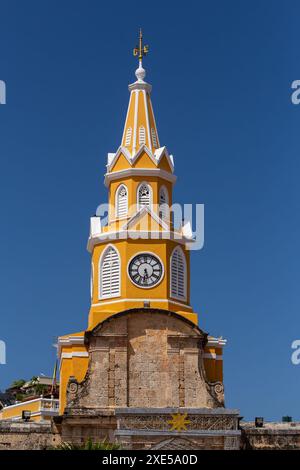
[151,128,157,148]
[138,183,151,208]
[159,187,169,222]
[100,247,120,299]
[116,185,128,218]
[125,127,132,146]
[171,248,186,300]
[139,126,146,145]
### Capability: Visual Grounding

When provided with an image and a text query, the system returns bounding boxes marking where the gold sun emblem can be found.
[167,413,191,431]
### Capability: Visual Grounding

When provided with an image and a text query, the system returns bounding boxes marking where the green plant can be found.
[10,379,26,389]
[54,437,121,450]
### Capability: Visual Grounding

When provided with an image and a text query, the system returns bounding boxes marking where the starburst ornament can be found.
[168,413,191,431]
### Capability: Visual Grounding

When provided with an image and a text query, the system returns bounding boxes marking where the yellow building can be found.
[0,397,59,422]
[58,31,226,415]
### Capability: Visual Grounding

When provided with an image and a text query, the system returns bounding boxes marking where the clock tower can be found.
[57,32,227,423]
[87,29,197,329]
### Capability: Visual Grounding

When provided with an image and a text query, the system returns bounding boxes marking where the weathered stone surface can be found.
[0,421,60,450]
[65,309,222,412]
[241,422,300,450]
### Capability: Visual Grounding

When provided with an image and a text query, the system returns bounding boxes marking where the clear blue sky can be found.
[0,0,299,421]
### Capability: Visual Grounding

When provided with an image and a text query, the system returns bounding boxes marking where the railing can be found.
[40,398,59,414]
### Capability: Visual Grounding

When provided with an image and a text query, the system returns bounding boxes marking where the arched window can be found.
[137,183,151,209]
[139,126,146,145]
[159,186,169,222]
[125,127,132,146]
[151,128,158,148]
[99,245,120,299]
[170,247,187,300]
[116,184,128,218]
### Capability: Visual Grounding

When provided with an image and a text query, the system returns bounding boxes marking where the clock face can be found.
[128,253,163,288]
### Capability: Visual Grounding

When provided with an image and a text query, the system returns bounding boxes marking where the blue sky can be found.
[0,0,299,421]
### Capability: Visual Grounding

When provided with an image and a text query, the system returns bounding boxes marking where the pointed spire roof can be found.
[121,30,160,156]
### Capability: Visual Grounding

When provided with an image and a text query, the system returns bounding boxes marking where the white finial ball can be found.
[135,65,146,82]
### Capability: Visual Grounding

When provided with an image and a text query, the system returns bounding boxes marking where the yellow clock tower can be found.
[57,31,226,415]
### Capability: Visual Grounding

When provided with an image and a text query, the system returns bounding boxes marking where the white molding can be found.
[143,89,152,152]
[207,337,227,348]
[149,95,160,148]
[87,230,195,252]
[105,168,176,187]
[57,335,85,356]
[170,246,187,302]
[121,92,133,146]
[60,351,89,359]
[106,145,175,175]
[2,398,59,411]
[132,90,139,154]
[203,352,223,360]
[58,336,85,346]
[126,251,165,290]
[123,206,168,232]
[91,298,192,310]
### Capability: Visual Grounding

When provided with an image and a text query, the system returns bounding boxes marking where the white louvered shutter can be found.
[139,126,146,145]
[138,184,151,208]
[100,247,120,299]
[171,248,186,299]
[116,185,128,218]
[159,187,169,222]
[151,128,157,148]
[125,127,132,146]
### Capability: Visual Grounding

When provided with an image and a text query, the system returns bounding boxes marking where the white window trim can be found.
[136,181,153,210]
[98,244,121,300]
[115,183,128,219]
[170,246,187,301]
[90,262,94,300]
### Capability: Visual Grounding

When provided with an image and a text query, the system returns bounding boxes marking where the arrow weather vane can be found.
[133,29,149,63]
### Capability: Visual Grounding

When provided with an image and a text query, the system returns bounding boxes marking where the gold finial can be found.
[133,29,149,62]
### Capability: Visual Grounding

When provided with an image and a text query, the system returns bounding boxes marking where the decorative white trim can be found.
[105,168,176,187]
[122,206,168,231]
[121,92,133,145]
[132,90,139,154]
[143,90,152,152]
[87,230,195,252]
[149,95,160,147]
[170,246,187,302]
[57,335,85,356]
[91,298,192,310]
[127,251,165,290]
[207,337,227,348]
[203,352,223,360]
[106,145,175,175]
[60,351,89,359]
[2,398,59,411]
[58,336,85,346]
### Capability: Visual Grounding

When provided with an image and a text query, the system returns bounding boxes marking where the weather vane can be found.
[133,29,149,63]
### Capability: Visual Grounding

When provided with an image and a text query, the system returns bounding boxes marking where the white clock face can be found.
[128,253,163,288]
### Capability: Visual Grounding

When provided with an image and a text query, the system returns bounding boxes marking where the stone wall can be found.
[241,422,300,450]
[66,310,223,412]
[0,421,61,450]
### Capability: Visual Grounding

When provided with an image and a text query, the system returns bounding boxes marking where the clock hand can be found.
[143,268,149,283]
